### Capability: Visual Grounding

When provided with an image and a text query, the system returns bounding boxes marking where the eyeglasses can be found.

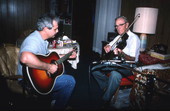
[115,22,126,28]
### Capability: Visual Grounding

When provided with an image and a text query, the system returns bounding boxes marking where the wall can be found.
[0,0,49,44]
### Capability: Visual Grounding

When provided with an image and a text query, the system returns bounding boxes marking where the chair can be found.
[1,30,52,109]
[0,44,51,109]
[0,44,28,108]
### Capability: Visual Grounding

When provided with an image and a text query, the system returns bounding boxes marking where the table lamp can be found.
[133,7,158,52]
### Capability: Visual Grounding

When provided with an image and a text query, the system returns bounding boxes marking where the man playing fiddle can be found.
[91,16,140,108]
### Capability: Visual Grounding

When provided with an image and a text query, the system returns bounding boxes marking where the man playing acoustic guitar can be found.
[17,13,77,110]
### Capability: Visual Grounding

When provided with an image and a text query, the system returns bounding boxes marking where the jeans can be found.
[50,74,76,109]
[91,62,135,102]
[19,73,76,110]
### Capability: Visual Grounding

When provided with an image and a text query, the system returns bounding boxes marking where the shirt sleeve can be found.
[20,37,40,54]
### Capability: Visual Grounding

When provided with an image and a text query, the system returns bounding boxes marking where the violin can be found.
[116,33,129,50]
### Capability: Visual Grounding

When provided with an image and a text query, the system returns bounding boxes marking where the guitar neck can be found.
[55,51,73,64]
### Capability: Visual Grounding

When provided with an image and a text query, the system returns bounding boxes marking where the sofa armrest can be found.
[3,75,23,80]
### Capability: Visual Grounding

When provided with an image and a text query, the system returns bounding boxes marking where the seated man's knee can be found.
[110,71,122,80]
[91,71,101,77]
[63,75,76,88]
[70,76,76,87]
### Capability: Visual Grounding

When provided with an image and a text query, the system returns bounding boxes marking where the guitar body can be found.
[26,52,64,95]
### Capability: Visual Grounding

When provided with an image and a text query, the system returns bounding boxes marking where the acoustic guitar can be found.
[25,48,76,95]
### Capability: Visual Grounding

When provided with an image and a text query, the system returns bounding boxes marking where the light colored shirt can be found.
[108,30,140,62]
[17,30,49,76]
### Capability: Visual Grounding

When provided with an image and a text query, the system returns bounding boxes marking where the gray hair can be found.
[36,13,60,31]
[115,16,129,23]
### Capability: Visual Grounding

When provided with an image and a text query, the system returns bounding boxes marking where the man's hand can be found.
[104,45,111,53]
[69,51,77,58]
[47,64,58,74]
[59,49,77,59]
[113,48,123,55]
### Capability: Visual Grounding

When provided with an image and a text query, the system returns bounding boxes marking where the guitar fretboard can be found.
[55,51,73,64]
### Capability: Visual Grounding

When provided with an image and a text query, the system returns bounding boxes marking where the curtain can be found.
[93,0,121,54]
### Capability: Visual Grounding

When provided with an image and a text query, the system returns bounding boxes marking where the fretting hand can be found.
[69,51,77,58]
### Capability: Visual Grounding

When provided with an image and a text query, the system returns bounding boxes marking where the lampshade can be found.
[133,7,158,52]
[133,7,158,34]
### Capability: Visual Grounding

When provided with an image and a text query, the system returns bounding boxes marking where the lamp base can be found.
[140,33,147,52]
